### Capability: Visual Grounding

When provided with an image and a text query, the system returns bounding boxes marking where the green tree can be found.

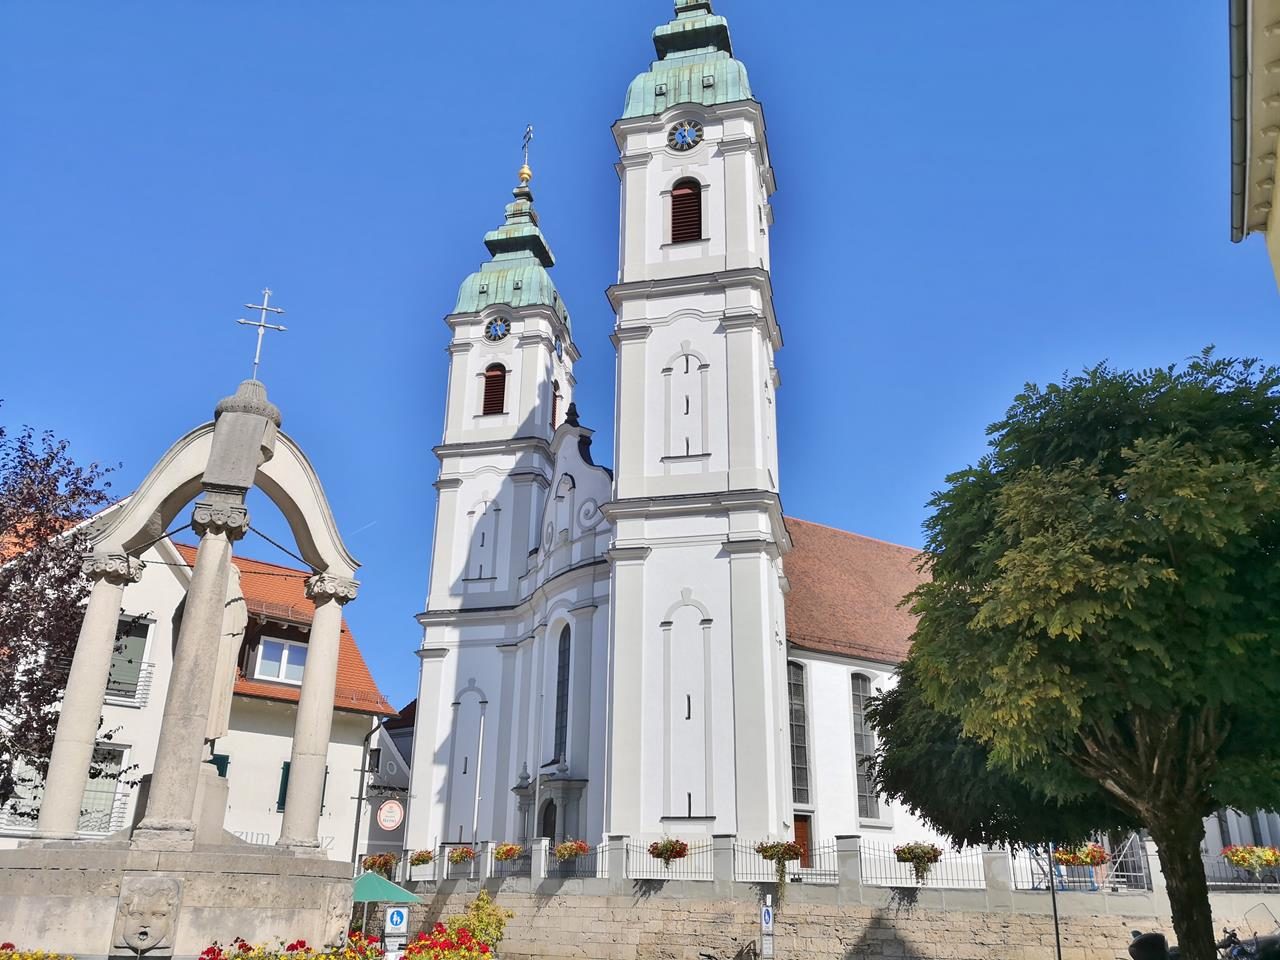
[876,353,1280,960]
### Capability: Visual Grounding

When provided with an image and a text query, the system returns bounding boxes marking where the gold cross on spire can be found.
[519,124,534,185]
[236,288,287,381]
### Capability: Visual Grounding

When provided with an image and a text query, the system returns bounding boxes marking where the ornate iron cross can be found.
[236,288,287,381]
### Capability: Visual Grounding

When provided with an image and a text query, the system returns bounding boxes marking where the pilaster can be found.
[405,648,450,854]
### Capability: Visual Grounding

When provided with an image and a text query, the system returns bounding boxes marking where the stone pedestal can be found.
[0,844,352,957]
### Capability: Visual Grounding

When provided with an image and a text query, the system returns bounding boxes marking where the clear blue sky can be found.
[1,2,1275,708]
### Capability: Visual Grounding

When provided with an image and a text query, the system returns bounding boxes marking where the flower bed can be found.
[1222,844,1280,877]
[648,837,689,868]
[894,842,943,883]
[554,839,590,862]
[404,925,491,959]
[448,846,477,865]
[493,843,524,862]
[362,852,400,877]
[1054,843,1109,868]
[1,946,74,960]
[199,934,381,960]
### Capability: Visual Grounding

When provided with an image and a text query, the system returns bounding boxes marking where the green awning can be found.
[352,871,421,904]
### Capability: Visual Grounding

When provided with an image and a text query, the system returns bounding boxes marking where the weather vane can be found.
[236,288,287,381]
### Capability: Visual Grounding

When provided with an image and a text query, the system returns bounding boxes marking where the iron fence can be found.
[626,839,714,881]
[860,841,986,890]
[1011,836,1151,893]
[733,842,776,883]
[442,844,479,880]
[491,851,532,879]
[548,842,607,879]
[1203,854,1280,892]
[733,840,838,885]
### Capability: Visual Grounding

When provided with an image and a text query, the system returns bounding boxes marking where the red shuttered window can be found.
[671,180,702,244]
[482,364,506,415]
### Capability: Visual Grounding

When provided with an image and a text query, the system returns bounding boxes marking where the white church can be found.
[402,0,936,856]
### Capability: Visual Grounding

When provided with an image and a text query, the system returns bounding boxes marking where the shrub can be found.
[447,890,513,948]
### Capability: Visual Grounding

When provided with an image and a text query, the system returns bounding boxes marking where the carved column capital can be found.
[191,501,250,540]
[305,573,359,606]
[82,552,145,586]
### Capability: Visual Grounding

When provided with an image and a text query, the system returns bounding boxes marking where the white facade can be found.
[0,536,389,860]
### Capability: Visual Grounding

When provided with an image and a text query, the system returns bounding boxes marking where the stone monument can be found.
[0,375,360,956]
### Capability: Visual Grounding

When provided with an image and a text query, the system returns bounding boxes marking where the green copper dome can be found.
[453,181,571,334]
[622,0,752,119]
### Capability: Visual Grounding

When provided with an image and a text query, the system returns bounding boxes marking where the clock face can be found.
[555,337,564,360]
[668,120,704,152]
[484,318,510,343]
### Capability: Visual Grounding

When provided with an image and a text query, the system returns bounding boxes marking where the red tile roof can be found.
[783,517,926,666]
[172,544,395,716]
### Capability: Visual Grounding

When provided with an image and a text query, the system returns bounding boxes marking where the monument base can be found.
[0,843,352,958]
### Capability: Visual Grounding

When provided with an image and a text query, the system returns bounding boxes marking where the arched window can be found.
[851,673,879,819]
[671,179,702,244]
[482,364,506,415]
[553,625,571,762]
[787,661,810,805]
[551,380,561,429]
[539,799,557,840]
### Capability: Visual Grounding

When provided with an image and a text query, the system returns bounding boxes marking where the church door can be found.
[539,799,557,841]
[794,814,812,868]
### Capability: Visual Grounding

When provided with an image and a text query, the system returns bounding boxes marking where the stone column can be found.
[277,572,358,851]
[606,835,628,894]
[836,835,863,905]
[712,834,735,897]
[37,553,144,838]
[135,501,247,847]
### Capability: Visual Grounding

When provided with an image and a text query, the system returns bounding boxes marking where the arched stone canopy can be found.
[92,424,358,579]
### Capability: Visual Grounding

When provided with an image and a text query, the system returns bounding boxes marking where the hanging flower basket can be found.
[448,846,478,865]
[755,840,806,904]
[894,842,943,884]
[648,838,689,868]
[362,852,400,877]
[494,843,525,862]
[1054,843,1109,868]
[554,839,590,862]
[1222,845,1280,877]
[409,850,436,866]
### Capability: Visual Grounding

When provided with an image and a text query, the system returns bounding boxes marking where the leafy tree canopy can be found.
[0,416,112,812]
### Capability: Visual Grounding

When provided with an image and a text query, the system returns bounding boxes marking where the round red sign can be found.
[376,799,404,831]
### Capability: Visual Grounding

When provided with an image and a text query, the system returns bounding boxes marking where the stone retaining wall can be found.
[388,885,1156,960]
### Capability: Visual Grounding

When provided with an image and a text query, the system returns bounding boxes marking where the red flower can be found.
[237,943,252,953]
[2,944,16,951]
[479,947,491,955]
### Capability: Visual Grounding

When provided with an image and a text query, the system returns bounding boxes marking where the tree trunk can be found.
[1148,814,1215,960]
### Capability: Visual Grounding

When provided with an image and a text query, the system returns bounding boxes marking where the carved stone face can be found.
[113,878,181,954]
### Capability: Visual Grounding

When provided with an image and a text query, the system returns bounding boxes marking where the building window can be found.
[277,760,328,812]
[553,625,571,762]
[255,637,309,685]
[0,746,127,834]
[107,617,150,701]
[787,661,810,805]
[482,364,507,415]
[551,380,561,429]
[210,753,230,778]
[671,179,702,244]
[851,673,880,820]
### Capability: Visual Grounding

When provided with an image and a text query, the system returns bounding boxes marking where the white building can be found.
[402,0,954,856]
[0,534,398,861]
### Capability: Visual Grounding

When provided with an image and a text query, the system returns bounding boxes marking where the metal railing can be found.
[547,842,607,879]
[861,841,986,889]
[1011,837,1151,893]
[626,839,715,881]
[1203,854,1280,892]
[0,782,129,835]
[491,851,532,879]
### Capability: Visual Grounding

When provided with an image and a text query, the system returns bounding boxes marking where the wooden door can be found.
[794,815,812,868]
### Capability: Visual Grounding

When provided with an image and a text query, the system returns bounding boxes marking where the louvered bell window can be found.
[671,180,702,244]
[482,364,506,415]
[551,381,560,428]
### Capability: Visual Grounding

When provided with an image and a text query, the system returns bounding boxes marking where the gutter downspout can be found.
[1231,0,1250,242]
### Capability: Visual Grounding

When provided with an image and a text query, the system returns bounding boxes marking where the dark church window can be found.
[551,380,561,429]
[554,625,571,762]
[482,364,506,415]
[671,179,702,244]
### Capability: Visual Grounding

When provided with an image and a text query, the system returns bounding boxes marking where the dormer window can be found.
[255,637,308,685]
[671,179,702,244]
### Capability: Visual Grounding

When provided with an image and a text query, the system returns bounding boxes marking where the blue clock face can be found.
[484,319,510,343]
[555,337,564,360]
[668,120,704,151]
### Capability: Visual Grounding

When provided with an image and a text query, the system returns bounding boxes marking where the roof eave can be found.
[1232,0,1250,243]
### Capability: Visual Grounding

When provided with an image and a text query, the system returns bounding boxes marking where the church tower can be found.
[425,164,577,613]
[605,0,791,840]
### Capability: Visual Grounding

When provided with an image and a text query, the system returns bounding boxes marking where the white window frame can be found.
[253,636,310,685]
[850,669,894,830]
[104,616,153,707]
